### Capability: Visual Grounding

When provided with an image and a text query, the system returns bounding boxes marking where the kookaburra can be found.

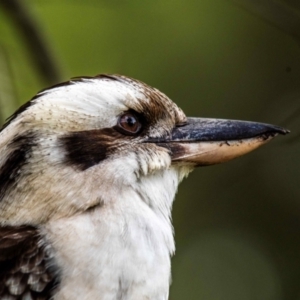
[0,74,288,299]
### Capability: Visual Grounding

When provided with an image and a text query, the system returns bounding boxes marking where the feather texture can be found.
[0,226,59,299]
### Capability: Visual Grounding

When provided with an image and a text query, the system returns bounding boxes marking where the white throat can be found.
[44,166,191,300]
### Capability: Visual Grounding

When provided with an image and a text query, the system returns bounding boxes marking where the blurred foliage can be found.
[0,1,299,299]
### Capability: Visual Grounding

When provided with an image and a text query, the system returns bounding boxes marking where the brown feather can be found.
[0,226,60,299]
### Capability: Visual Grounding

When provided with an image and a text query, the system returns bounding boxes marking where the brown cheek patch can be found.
[61,128,132,171]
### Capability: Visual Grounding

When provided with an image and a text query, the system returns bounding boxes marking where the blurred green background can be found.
[0,1,299,299]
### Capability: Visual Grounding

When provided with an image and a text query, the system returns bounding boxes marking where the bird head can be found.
[0,74,288,225]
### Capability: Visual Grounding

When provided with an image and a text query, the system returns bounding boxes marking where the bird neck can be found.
[44,167,190,299]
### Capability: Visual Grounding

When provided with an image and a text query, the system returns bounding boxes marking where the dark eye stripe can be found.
[60,128,134,171]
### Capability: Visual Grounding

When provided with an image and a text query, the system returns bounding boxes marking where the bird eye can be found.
[117,112,142,135]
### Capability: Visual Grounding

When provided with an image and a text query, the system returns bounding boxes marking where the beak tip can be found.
[270,126,290,135]
[282,129,290,135]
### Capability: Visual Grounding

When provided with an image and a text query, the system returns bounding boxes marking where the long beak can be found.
[153,118,289,166]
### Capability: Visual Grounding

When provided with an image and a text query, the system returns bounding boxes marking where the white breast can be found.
[44,167,190,300]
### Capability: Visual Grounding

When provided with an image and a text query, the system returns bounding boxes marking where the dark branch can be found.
[0,0,61,85]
